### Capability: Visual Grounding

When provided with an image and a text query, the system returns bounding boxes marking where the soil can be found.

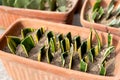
[85,2,120,27]
[3,29,115,76]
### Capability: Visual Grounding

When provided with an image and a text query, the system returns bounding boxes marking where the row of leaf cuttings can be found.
[89,0,120,27]
[6,27,114,76]
[1,0,69,12]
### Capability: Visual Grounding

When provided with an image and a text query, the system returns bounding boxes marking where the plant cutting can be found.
[0,0,79,29]
[81,0,120,36]
[0,18,120,80]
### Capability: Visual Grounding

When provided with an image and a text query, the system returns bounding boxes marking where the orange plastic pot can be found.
[0,18,120,80]
[0,0,79,29]
[80,0,120,36]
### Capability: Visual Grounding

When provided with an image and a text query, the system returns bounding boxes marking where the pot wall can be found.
[0,0,79,29]
[80,0,120,36]
[0,18,120,80]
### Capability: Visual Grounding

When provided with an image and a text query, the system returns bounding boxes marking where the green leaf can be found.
[0,0,2,5]
[94,29,102,52]
[78,47,82,60]
[89,45,99,57]
[38,45,46,61]
[69,44,74,69]
[40,27,45,34]
[61,37,70,52]
[7,0,15,7]
[108,33,112,47]
[46,46,53,63]
[106,0,115,19]
[99,64,106,76]
[48,0,57,11]
[83,55,89,63]
[88,50,94,63]
[21,35,35,57]
[50,37,56,54]
[103,46,114,61]
[66,32,72,45]
[57,6,66,12]
[92,9,98,22]
[73,36,81,52]
[7,36,21,54]
[25,0,45,10]
[39,0,46,10]
[33,29,42,43]
[92,0,101,12]
[21,28,35,39]
[58,33,64,41]
[87,29,92,52]
[57,33,64,49]
[47,31,54,43]
[14,0,31,8]
[80,59,88,72]
[61,52,68,67]
[57,0,66,7]
[2,0,9,6]
[97,7,104,20]
[81,41,87,56]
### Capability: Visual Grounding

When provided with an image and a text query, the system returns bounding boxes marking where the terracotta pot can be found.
[80,0,120,36]
[0,18,120,80]
[0,0,79,29]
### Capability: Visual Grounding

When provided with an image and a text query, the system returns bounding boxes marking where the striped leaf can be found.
[46,46,53,63]
[69,44,74,69]
[7,36,21,54]
[99,64,106,76]
[107,33,112,47]
[61,37,70,52]
[21,35,35,57]
[61,52,68,67]
[73,36,81,52]
[38,45,46,61]
[21,28,35,39]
